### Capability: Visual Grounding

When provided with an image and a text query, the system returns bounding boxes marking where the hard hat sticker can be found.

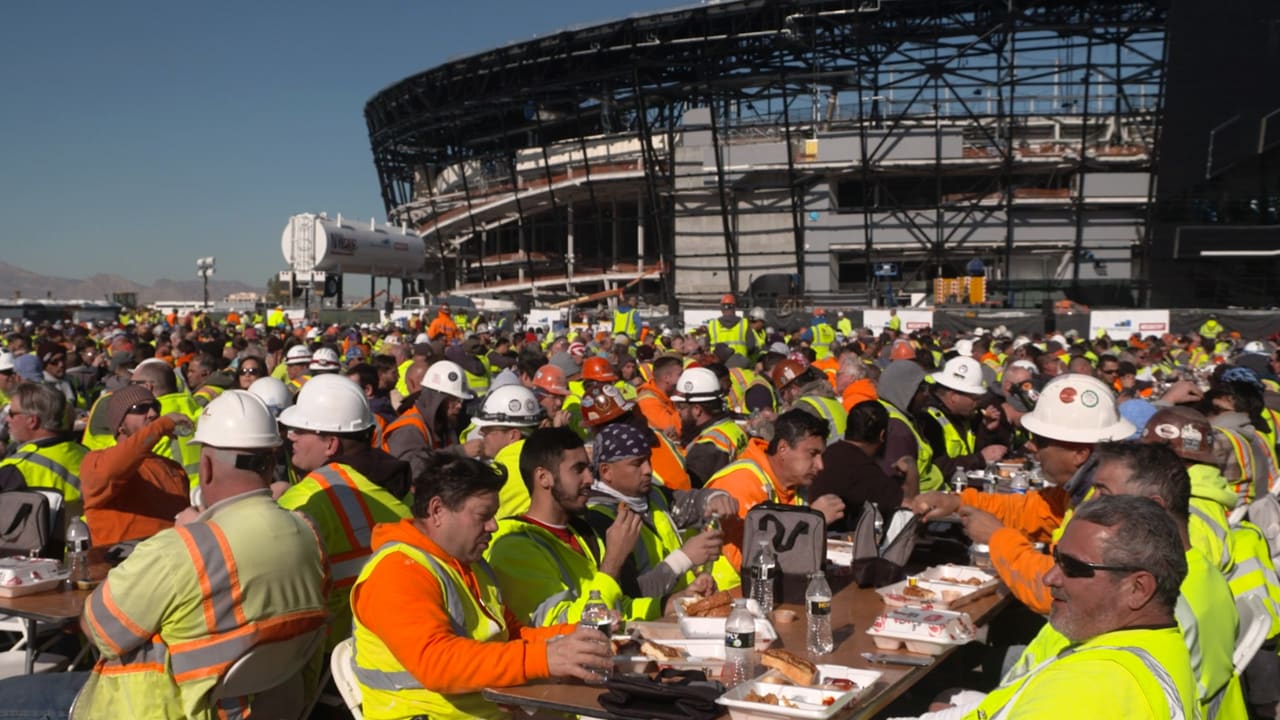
[1080,390,1099,408]
[1154,424,1180,440]
[1059,387,1077,404]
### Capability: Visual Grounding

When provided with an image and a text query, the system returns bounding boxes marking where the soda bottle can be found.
[579,590,614,683]
[749,538,777,614]
[65,516,92,590]
[723,598,756,687]
[805,571,834,654]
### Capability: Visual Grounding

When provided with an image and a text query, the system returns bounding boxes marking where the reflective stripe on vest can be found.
[983,645,1186,720]
[881,400,944,492]
[169,522,327,685]
[612,309,638,338]
[588,493,683,577]
[925,407,975,458]
[712,459,803,508]
[694,419,746,459]
[709,319,749,357]
[0,443,82,492]
[381,406,440,452]
[520,530,585,626]
[309,464,378,586]
[798,396,844,446]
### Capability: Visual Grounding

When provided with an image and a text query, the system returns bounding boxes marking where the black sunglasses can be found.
[239,366,264,376]
[1053,547,1140,579]
[126,401,161,416]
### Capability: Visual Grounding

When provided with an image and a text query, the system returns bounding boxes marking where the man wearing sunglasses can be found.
[921,495,1197,720]
[79,384,191,546]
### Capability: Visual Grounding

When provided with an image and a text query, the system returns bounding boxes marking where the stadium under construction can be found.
[362,0,1280,311]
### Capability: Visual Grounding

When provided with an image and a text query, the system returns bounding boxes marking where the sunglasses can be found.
[126,401,161,416]
[239,366,264,376]
[1052,547,1139,579]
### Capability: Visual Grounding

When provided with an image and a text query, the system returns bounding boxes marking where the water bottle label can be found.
[808,599,831,616]
[725,630,755,649]
[582,618,612,636]
[751,565,777,580]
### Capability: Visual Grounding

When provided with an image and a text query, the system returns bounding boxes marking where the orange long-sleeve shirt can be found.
[705,439,798,571]
[80,416,190,546]
[352,519,571,694]
[427,312,460,343]
[840,378,879,412]
[961,485,1070,615]
[636,382,681,439]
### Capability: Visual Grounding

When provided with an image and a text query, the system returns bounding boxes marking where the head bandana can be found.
[591,423,654,513]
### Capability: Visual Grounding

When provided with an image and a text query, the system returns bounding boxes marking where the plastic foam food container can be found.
[717,666,883,720]
[866,607,982,655]
[678,615,778,648]
[877,579,972,610]
[826,539,854,567]
[676,596,764,619]
[0,557,67,598]
[644,637,728,674]
[917,564,999,593]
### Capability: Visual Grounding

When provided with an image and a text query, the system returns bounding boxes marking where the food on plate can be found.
[683,590,734,617]
[743,690,798,708]
[822,678,856,692]
[611,636,638,655]
[938,575,986,586]
[902,584,936,600]
[639,639,685,661]
[760,648,818,686]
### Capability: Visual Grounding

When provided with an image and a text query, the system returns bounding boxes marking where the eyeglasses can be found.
[129,379,153,387]
[239,366,264,376]
[126,401,161,416]
[1052,547,1140,579]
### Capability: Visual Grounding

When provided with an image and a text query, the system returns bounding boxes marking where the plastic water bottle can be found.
[805,571,834,655]
[65,516,91,589]
[723,598,756,687]
[950,467,967,494]
[749,538,777,615]
[579,589,613,683]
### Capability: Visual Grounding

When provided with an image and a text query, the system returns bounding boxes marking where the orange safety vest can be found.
[380,406,444,453]
[651,431,691,491]
[370,414,388,450]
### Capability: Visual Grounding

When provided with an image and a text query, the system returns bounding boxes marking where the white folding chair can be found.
[212,627,326,720]
[1234,594,1271,674]
[330,637,363,720]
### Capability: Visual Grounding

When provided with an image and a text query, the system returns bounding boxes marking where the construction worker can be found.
[835,351,878,412]
[706,294,755,358]
[1199,313,1225,342]
[878,359,945,493]
[471,384,545,520]
[267,303,287,329]
[634,354,683,440]
[487,427,697,626]
[283,344,312,394]
[672,367,747,488]
[382,359,474,480]
[583,422,732,599]
[705,410,846,583]
[131,360,203,482]
[807,309,836,360]
[277,373,412,650]
[948,496,1197,720]
[887,308,902,334]
[611,295,641,341]
[185,351,234,407]
[773,359,846,446]
[917,356,1007,479]
[426,302,458,342]
[836,310,854,337]
[80,385,192,546]
[350,454,612,720]
[912,373,1135,614]
[747,308,768,354]
[0,383,87,521]
[4,390,331,719]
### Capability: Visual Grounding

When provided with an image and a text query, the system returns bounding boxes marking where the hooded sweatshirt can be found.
[877,360,927,478]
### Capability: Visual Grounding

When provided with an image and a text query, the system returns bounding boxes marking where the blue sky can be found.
[0,0,677,289]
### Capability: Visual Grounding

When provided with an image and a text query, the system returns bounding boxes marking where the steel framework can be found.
[365,0,1168,308]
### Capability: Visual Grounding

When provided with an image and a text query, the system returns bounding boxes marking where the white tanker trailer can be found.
[281,213,434,278]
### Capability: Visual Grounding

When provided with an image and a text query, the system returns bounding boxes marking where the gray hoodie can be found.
[878,360,926,414]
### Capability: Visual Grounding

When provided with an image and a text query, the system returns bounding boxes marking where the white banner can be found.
[1089,310,1170,340]
[863,309,934,331]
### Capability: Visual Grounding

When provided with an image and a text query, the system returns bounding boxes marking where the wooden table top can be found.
[0,552,111,624]
[484,574,1009,720]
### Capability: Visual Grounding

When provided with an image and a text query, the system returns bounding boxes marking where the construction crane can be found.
[350,289,388,311]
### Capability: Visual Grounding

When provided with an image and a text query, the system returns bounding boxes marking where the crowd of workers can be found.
[0,293,1278,719]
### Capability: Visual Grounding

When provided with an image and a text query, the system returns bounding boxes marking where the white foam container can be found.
[718,665,883,720]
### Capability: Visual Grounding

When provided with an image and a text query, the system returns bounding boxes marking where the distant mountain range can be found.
[0,262,260,305]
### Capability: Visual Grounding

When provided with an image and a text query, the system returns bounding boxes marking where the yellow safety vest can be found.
[798,396,847,445]
[707,317,750,357]
[810,323,836,360]
[726,368,757,415]
[881,400,944,492]
[612,308,639,339]
[924,406,976,458]
[587,490,693,591]
[692,417,748,461]
[0,439,87,508]
[352,541,510,720]
[153,392,204,485]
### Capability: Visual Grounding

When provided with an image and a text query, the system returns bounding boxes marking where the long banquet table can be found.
[483,575,1009,719]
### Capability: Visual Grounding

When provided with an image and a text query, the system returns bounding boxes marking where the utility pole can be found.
[196,257,216,309]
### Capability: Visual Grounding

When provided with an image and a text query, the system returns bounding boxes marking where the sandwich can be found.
[683,590,734,618]
[639,639,686,661]
[760,648,818,687]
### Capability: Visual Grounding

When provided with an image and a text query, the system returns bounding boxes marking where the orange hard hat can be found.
[813,308,825,317]
[770,359,806,390]
[890,341,916,360]
[581,385,630,427]
[581,356,619,382]
[720,294,736,306]
[532,364,570,396]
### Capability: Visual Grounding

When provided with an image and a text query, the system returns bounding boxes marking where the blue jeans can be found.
[0,671,88,719]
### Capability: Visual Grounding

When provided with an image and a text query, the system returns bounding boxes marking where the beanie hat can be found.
[106,385,158,436]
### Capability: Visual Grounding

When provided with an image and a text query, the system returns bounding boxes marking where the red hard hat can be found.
[720,294,736,306]
[890,341,917,360]
[532,364,570,396]
[1140,405,1217,465]
[581,385,630,427]
[581,357,619,382]
[770,359,806,390]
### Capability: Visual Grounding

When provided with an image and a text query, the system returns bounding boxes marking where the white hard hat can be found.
[672,367,722,403]
[930,357,987,395]
[277,374,374,433]
[1021,374,1134,444]
[1010,359,1038,374]
[0,352,13,372]
[308,347,341,372]
[1243,341,1267,354]
[414,333,430,344]
[1049,334,1068,347]
[954,339,974,356]
[305,327,321,340]
[474,323,490,335]
[972,327,987,337]
[749,307,767,321]
[247,376,293,418]
[192,390,282,449]
[423,360,475,400]
[285,345,312,365]
[1012,336,1031,350]
[471,385,544,429]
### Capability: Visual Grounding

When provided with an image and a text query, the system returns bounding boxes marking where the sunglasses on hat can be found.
[1052,547,1139,579]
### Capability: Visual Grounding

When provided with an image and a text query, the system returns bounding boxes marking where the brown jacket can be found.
[81,416,191,545]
